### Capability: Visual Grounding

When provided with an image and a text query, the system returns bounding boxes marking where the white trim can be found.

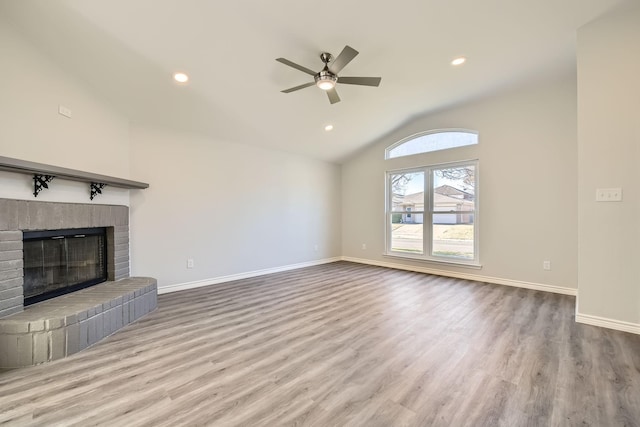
[383,253,482,269]
[159,256,577,297]
[341,256,577,296]
[576,312,640,335]
[157,257,342,295]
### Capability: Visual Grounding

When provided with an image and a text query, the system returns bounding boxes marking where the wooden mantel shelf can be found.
[0,155,149,189]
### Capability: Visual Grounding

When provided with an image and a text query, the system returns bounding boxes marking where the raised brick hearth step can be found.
[0,277,157,368]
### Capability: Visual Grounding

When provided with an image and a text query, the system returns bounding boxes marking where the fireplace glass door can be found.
[23,228,107,305]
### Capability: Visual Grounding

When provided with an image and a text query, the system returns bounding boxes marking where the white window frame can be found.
[385,160,480,267]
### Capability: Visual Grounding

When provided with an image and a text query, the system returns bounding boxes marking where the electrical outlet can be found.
[543,261,551,271]
[58,104,72,118]
[187,259,194,269]
[361,243,367,250]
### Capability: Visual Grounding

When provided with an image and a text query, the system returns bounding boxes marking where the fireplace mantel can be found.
[0,156,149,199]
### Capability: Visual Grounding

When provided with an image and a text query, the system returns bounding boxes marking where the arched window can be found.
[383,128,480,266]
[385,129,478,159]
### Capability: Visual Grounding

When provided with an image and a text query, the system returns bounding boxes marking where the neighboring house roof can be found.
[434,193,474,209]
[394,191,474,210]
[434,185,474,199]
[400,192,424,204]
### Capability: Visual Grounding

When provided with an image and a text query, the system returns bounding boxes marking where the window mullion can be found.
[424,167,430,258]
[386,173,392,254]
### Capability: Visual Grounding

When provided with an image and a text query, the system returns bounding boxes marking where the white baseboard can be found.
[576,312,640,335]
[160,256,577,297]
[341,256,577,296]
[158,257,342,295]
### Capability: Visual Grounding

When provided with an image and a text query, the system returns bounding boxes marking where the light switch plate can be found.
[596,188,622,202]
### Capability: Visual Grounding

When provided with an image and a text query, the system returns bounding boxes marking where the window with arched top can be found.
[383,129,480,266]
[385,129,478,159]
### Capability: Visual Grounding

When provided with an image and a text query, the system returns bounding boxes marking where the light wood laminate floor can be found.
[1,261,639,426]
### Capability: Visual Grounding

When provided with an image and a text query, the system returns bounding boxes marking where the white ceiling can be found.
[0,0,624,163]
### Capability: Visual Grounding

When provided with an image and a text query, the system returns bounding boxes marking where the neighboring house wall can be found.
[393,191,474,224]
[342,75,578,290]
[402,212,424,224]
[395,194,424,224]
[576,1,640,328]
[433,194,474,224]
[433,213,473,225]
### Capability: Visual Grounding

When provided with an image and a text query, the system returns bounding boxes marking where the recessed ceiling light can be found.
[173,72,189,83]
[325,124,334,131]
[451,57,466,66]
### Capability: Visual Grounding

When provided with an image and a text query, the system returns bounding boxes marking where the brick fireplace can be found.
[0,199,130,318]
[0,198,157,368]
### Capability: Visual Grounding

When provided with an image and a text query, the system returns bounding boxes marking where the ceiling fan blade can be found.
[337,76,382,87]
[276,58,317,76]
[281,82,316,93]
[327,88,341,104]
[329,45,359,74]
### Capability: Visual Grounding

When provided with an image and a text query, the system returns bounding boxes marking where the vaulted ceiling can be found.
[0,0,624,163]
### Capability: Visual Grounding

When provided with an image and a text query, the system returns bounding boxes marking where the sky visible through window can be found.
[401,169,473,196]
[387,131,478,159]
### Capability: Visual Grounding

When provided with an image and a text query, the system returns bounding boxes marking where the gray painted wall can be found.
[577,1,640,325]
[0,17,130,206]
[341,76,578,290]
[129,125,342,287]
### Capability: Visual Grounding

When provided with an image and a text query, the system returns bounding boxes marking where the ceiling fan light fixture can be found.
[315,70,338,91]
[317,79,336,90]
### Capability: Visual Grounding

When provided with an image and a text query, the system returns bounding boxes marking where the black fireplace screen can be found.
[23,228,107,305]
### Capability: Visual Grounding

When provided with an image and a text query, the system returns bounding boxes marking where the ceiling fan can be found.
[276,45,381,104]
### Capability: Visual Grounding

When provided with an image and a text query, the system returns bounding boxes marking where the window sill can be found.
[382,252,482,270]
